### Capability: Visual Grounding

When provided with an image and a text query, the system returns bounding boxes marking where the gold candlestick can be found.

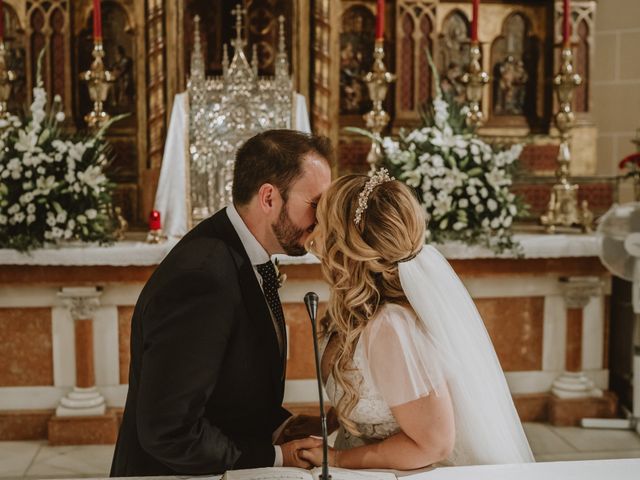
[540,45,592,233]
[363,38,395,173]
[461,41,489,128]
[80,41,114,130]
[0,41,16,119]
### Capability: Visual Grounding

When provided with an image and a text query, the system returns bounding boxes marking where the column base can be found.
[549,390,618,426]
[55,386,106,417]
[48,409,118,445]
[551,371,603,399]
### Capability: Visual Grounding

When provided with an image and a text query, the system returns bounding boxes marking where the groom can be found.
[110,130,333,476]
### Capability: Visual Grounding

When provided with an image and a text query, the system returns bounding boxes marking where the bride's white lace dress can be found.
[320,247,535,467]
[321,303,452,461]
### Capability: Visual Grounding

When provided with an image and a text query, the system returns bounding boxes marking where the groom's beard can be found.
[272,202,307,257]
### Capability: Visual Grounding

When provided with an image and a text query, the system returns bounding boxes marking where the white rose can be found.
[481,218,490,228]
[490,218,501,229]
[480,188,488,198]
[475,204,485,213]
[77,215,87,224]
[453,221,466,231]
[85,209,97,220]
[503,216,513,228]
[508,204,518,216]
[55,112,66,123]
[26,214,36,224]
[0,214,7,225]
[470,195,480,205]
[487,199,498,211]
[27,204,36,214]
[458,198,469,208]
[431,155,444,168]
[466,186,477,195]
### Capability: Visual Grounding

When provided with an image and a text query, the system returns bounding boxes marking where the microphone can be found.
[304,292,331,480]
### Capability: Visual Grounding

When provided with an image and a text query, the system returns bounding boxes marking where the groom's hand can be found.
[278,409,340,442]
[281,437,323,468]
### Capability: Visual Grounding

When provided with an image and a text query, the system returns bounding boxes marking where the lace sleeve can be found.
[361,304,447,407]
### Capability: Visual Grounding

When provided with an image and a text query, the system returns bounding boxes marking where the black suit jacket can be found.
[110,208,291,476]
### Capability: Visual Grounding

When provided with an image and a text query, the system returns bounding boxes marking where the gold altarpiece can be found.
[311,0,605,219]
[2,0,605,225]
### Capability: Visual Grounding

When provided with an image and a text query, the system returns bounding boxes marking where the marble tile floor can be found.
[1,423,640,479]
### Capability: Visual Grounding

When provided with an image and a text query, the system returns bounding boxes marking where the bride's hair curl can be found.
[307,174,426,436]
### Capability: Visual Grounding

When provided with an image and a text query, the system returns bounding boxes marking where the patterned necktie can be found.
[256,261,287,366]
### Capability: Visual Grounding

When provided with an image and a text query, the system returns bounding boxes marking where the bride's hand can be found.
[298,445,338,468]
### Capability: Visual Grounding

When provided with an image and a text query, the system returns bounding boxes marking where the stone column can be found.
[55,287,106,416]
[551,277,603,399]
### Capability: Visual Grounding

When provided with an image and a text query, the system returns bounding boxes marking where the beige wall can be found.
[593,0,640,183]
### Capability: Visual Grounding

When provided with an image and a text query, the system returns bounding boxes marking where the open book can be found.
[222,466,397,480]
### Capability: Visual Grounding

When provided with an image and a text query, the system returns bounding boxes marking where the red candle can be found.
[149,210,162,231]
[471,0,479,43]
[0,0,5,41]
[93,0,102,42]
[375,0,384,40]
[562,0,571,46]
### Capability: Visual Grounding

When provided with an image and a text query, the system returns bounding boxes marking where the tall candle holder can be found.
[0,41,15,119]
[540,45,592,233]
[460,41,489,128]
[80,41,113,130]
[363,38,395,173]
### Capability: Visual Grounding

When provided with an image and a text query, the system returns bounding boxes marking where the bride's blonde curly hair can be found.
[307,174,426,436]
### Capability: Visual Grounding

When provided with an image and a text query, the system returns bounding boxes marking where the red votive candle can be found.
[375,0,385,40]
[563,0,571,46]
[149,210,162,231]
[93,0,102,42]
[0,1,5,42]
[471,0,479,43]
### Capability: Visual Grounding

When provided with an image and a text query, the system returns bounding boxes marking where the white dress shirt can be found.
[226,204,288,467]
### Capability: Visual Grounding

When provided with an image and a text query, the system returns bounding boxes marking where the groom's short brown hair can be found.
[232,129,333,206]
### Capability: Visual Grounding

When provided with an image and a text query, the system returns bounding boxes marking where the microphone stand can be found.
[304,292,331,480]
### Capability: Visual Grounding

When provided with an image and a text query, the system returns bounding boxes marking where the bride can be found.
[299,170,534,470]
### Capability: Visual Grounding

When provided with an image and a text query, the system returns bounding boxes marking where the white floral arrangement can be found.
[0,53,121,252]
[358,57,527,254]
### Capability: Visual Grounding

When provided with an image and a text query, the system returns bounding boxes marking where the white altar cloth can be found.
[276,233,602,264]
[109,458,640,480]
[154,92,311,238]
[0,240,179,266]
[404,458,640,480]
[0,233,601,267]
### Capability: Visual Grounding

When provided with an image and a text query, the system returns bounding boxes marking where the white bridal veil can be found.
[398,245,534,465]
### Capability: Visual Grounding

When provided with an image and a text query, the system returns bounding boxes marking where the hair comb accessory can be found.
[354,168,394,227]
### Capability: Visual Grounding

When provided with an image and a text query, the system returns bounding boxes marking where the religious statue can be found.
[111,45,134,109]
[339,6,375,115]
[438,12,470,104]
[494,55,528,115]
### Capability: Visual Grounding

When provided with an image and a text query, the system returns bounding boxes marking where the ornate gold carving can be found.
[80,41,114,129]
[0,42,16,118]
[461,42,489,127]
[540,46,593,233]
[363,38,395,171]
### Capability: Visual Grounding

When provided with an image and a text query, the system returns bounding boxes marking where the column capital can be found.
[559,276,603,309]
[58,287,102,321]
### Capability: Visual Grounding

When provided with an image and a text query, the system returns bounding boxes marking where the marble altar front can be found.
[0,234,616,443]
